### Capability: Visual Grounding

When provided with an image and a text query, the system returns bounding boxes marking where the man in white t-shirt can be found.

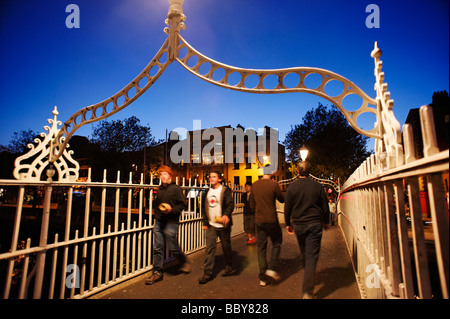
[199,171,235,284]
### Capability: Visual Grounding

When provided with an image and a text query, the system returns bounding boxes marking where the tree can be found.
[5,129,39,154]
[284,103,371,181]
[89,116,161,182]
[0,129,39,179]
[90,116,157,153]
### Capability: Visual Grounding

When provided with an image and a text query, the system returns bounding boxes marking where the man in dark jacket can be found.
[146,165,190,285]
[284,161,330,299]
[250,166,285,286]
[199,171,235,284]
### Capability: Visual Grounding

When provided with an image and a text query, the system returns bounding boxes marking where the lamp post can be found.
[299,145,309,161]
[298,145,340,196]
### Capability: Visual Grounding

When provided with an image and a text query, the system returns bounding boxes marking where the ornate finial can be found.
[371,41,382,59]
[52,106,59,122]
[168,0,184,19]
[166,0,186,61]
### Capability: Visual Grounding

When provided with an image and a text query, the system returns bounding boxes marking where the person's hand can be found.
[159,203,172,213]
[286,225,295,235]
[222,215,230,226]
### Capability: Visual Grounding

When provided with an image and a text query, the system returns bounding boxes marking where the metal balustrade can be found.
[0,173,244,299]
[338,105,449,299]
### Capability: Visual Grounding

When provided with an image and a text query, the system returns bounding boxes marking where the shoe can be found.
[198,272,213,284]
[145,272,163,285]
[179,260,192,274]
[265,269,280,281]
[302,293,316,299]
[250,237,257,245]
[223,265,236,276]
[259,280,268,287]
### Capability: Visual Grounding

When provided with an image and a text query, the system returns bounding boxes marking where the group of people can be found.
[146,162,330,299]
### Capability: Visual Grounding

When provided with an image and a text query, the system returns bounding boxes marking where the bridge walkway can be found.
[93,224,361,300]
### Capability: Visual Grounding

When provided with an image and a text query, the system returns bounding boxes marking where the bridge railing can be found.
[338,105,449,299]
[0,173,244,299]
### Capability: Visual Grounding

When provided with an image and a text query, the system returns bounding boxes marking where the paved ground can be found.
[95,224,361,300]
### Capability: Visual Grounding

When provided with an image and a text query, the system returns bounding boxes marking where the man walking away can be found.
[250,166,285,286]
[284,161,330,299]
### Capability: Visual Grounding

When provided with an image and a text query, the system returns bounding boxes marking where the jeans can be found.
[203,226,232,274]
[153,220,185,275]
[294,222,323,295]
[256,223,282,280]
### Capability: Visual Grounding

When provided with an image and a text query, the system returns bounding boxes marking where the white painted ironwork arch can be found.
[15,0,402,181]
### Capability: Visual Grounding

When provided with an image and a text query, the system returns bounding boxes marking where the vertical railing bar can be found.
[89,227,96,292]
[148,189,154,267]
[3,186,25,299]
[80,169,91,296]
[383,182,402,297]
[132,221,136,273]
[18,238,32,299]
[48,233,59,299]
[97,170,107,287]
[393,180,415,298]
[426,173,450,299]
[33,183,53,299]
[70,230,79,299]
[126,173,132,277]
[143,219,147,269]
[105,225,111,284]
[58,185,73,299]
[112,171,120,282]
[119,223,124,279]
[139,174,143,228]
[406,177,432,299]
[137,175,143,272]
[377,184,389,276]
[419,105,439,158]
[147,222,153,266]
[127,172,132,230]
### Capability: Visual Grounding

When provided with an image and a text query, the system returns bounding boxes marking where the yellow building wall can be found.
[226,162,265,187]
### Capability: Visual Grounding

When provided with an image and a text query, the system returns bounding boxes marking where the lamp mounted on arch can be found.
[299,145,309,162]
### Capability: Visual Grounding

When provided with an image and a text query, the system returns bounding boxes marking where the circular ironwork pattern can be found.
[176,35,380,139]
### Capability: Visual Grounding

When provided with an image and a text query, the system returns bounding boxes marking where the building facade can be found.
[166,125,286,187]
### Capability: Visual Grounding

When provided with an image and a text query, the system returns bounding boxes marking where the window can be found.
[234,176,240,186]
[245,157,251,169]
[233,158,239,170]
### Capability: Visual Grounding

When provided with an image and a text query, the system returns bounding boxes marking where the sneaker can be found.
[250,237,257,245]
[198,272,213,284]
[259,280,268,287]
[265,269,280,281]
[223,265,236,276]
[302,293,316,299]
[145,272,163,285]
[179,260,192,274]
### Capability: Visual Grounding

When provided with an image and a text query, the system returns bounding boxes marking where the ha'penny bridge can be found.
[0,0,448,300]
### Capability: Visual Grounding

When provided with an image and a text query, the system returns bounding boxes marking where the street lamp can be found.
[299,145,309,161]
